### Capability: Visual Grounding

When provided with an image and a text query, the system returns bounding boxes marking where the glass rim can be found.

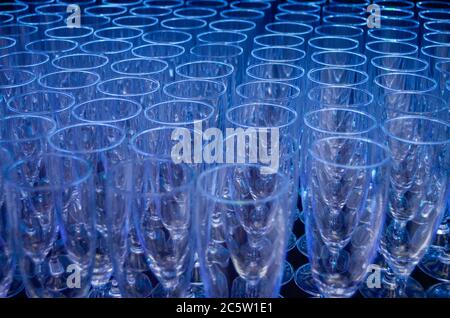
[323,14,367,26]
[58,0,96,4]
[163,79,227,99]
[322,3,366,15]
[307,86,374,108]
[174,7,218,19]
[0,36,17,50]
[71,97,143,124]
[367,27,417,42]
[85,4,128,16]
[423,32,450,45]
[0,68,36,89]
[130,5,172,17]
[97,76,160,97]
[48,122,126,154]
[197,31,247,45]
[133,43,186,59]
[17,12,63,25]
[94,26,144,40]
[251,46,306,63]
[186,0,227,8]
[106,157,196,197]
[196,163,290,206]
[421,44,450,60]
[175,60,234,80]
[111,57,169,76]
[5,153,93,192]
[71,15,111,27]
[131,126,203,158]
[143,30,192,45]
[220,8,264,20]
[144,100,216,126]
[436,60,450,74]
[104,0,142,5]
[1,23,38,36]
[226,102,298,130]
[254,33,305,47]
[36,3,70,15]
[307,67,369,87]
[424,20,450,33]
[419,9,450,20]
[381,17,420,29]
[265,21,314,36]
[39,70,101,90]
[112,15,159,28]
[0,114,57,143]
[309,136,391,170]
[374,73,438,93]
[0,51,49,68]
[279,2,321,13]
[308,36,360,51]
[0,13,14,25]
[80,39,133,54]
[209,19,256,32]
[246,62,305,81]
[380,7,415,19]
[304,107,378,137]
[145,0,184,7]
[161,17,207,30]
[190,43,243,58]
[275,11,321,23]
[236,80,301,101]
[0,2,28,14]
[417,1,450,10]
[365,40,418,55]
[231,0,271,10]
[312,50,367,68]
[382,115,450,145]
[52,53,109,71]
[374,0,415,9]
[45,25,94,39]
[315,24,364,38]
[371,55,429,73]
[7,90,76,115]
[13,0,53,3]
[25,38,78,53]
[379,91,448,116]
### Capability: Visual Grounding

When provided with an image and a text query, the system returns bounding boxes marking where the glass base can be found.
[287,232,297,251]
[418,247,450,282]
[281,261,294,286]
[88,280,122,298]
[427,282,450,298]
[294,264,321,297]
[359,271,425,298]
[125,272,153,298]
[297,210,305,224]
[296,235,308,257]
[186,283,206,298]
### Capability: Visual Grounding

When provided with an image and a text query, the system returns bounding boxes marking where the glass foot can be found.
[296,235,308,257]
[125,272,153,298]
[287,232,297,251]
[427,282,450,298]
[88,279,122,298]
[418,247,450,282]
[359,271,425,298]
[281,261,294,286]
[294,263,321,297]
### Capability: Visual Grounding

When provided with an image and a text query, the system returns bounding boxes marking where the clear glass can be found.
[361,116,450,298]
[7,90,75,127]
[25,39,78,60]
[0,51,49,77]
[306,137,391,297]
[323,14,367,28]
[52,53,109,80]
[365,41,419,62]
[80,40,133,62]
[421,45,450,79]
[307,67,369,90]
[94,27,143,46]
[106,158,195,297]
[145,0,184,8]
[130,6,172,19]
[111,58,169,85]
[374,73,438,100]
[250,46,306,68]
[45,26,94,45]
[314,25,364,50]
[85,5,128,17]
[197,31,247,46]
[0,68,36,116]
[5,154,96,298]
[0,147,12,297]
[323,4,365,16]
[39,70,101,103]
[48,123,127,294]
[265,22,313,42]
[0,24,38,49]
[143,30,192,50]
[113,16,158,32]
[196,164,291,297]
[368,28,417,44]
[97,77,160,108]
[254,34,305,51]
[370,56,429,82]
[275,12,321,28]
[311,51,367,72]
[71,98,143,137]
[246,62,305,88]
